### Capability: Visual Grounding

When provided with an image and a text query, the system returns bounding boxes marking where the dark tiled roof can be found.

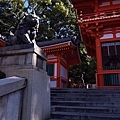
[37,37,81,64]
[37,38,71,47]
[37,37,80,47]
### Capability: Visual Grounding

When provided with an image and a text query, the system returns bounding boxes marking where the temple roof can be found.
[37,38,81,65]
[37,37,79,47]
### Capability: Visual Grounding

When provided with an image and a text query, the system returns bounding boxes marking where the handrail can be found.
[0,76,26,97]
[78,9,120,22]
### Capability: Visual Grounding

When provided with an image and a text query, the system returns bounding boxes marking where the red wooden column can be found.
[95,37,104,87]
[66,66,69,88]
[57,55,61,88]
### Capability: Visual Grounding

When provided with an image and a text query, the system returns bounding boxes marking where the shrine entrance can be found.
[69,0,120,88]
[101,41,120,86]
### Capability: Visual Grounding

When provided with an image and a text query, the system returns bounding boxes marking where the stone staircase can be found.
[49,88,120,120]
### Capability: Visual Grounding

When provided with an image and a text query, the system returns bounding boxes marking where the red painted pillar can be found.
[57,55,61,88]
[95,38,104,87]
[66,66,69,88]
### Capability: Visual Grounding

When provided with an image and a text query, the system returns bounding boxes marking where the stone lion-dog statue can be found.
[8,13,39,45]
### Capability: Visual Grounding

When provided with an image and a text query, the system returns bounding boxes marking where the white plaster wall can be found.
[113,0,120,4]
[60,65,67,80]
[50,81,57,88]
[54,63,57,77]
[47,54,57,62]
[100,2,110,6]
[116,33,120,38]
[100,34,113,39]
[47,54,57,59]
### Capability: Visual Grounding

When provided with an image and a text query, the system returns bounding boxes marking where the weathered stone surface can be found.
[6,91,23,120]
[0,76,26,97]
[0,44,50,120]
[0,77,26,120]
[3,69,50,120]
[0,44,46,60]
[0,44,47,71]
[0,96,7,120]
[0,90,23,120]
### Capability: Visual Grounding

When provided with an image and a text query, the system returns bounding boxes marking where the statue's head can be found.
[24,13,39,27]
[7,12,39,45]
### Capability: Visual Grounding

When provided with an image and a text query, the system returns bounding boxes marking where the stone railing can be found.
[0,44,50,120]
[0,76,26,120]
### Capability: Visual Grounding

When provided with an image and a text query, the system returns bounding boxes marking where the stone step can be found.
[50,88,120,120]
[51,96,120,102]
[51,88,120,94]
[51,93,120,97]
[51,105,120,114]
[51,111,120,120]
[49,118,65,120]
[51,100,120,107]
[51,94,120,99]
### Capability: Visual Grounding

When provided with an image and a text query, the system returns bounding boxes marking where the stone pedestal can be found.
[0,44,50,120]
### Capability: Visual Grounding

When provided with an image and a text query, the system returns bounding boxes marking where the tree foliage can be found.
[69,41,96,84]
[0,1,26,37]
[0,0,96,84]
[0,0,79,41]
[32,0,79,41]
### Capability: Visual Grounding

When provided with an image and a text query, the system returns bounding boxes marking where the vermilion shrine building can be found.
[38,38,81,88]
[70,0,120,88]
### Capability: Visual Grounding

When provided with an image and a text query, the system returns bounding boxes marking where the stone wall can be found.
[0,76,26,120]
[0,43,50,120]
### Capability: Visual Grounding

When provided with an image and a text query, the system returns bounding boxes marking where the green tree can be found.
[0,0,79,41]
[27,0,79,41]
[0,1,27,37]
[69,41,96,85]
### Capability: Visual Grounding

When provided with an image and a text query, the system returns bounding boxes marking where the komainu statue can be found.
[8,13,39,45]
